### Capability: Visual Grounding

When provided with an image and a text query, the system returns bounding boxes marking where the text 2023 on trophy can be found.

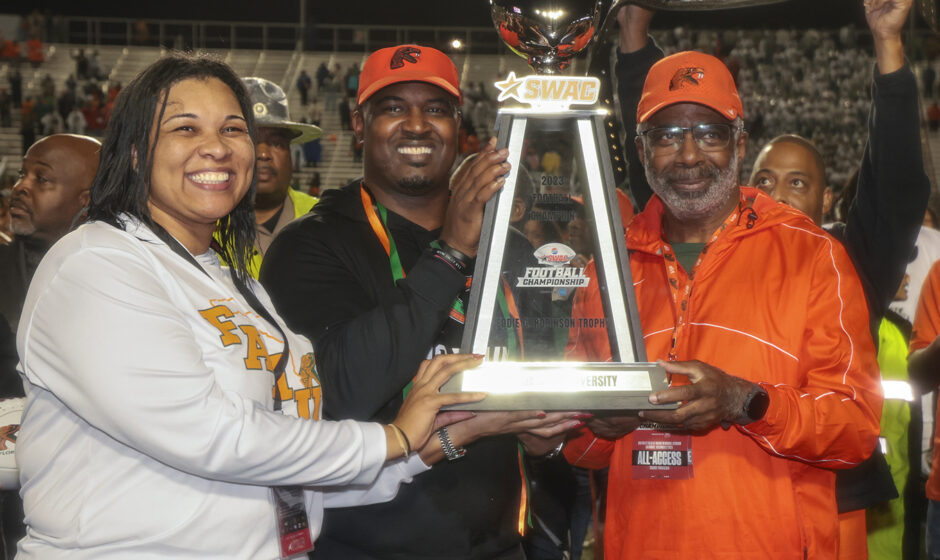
[442,0,670,411]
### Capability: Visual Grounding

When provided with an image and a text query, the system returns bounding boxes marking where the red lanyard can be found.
[661,196,755,363]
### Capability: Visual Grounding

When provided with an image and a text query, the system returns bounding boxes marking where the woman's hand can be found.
[386,354,486,460]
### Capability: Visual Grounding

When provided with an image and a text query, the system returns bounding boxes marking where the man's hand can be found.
[440,137,510,257]
[638,360,757,432]
[617,4,655,54]
[866,0,912,74]
[584,414,643,440]
[909,335,940,394]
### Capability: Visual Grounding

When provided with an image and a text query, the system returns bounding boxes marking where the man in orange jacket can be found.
[563,50,882,559]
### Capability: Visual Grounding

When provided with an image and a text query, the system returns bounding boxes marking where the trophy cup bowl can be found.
[490,0,604,74]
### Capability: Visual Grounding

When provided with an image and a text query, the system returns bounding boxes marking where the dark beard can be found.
[397,176,435,195]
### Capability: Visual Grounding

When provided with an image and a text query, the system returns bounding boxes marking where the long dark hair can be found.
[87,51,256,283]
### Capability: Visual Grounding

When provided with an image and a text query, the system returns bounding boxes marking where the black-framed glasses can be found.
[638,123,741,154]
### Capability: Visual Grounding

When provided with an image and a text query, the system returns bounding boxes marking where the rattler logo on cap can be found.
[253,102,268,116]
[390,46,421,69]
[669,67,706,91]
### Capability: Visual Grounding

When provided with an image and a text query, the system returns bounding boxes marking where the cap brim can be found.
[255,118,323,144]
[638,97,740,123]
[358,73,460,106]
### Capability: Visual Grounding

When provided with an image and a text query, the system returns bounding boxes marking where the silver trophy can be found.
[442,1,660,411]
[489,0,790,75]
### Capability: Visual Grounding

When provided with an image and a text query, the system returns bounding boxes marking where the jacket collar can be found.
[627,186,814,255]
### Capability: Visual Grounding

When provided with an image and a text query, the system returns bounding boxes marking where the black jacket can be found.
[261,181,526,560]
[616,38,930,512]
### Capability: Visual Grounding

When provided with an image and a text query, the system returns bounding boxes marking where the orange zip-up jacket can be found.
[564,188,882,560]
[910,259,940,501]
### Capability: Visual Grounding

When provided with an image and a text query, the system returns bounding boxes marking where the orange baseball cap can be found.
[637,51,743,123]
[357,44,461,106]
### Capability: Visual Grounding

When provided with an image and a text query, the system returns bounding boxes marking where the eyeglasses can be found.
[638,123,741,154]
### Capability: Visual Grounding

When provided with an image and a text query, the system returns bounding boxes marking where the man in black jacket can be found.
[0,133,99,560]
[262,45,577,560]
[614,0,926,557]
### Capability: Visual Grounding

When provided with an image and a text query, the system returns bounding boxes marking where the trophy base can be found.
[441,362,677,412]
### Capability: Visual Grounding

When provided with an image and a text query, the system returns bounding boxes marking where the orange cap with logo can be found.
[637,51,743,123]
[357,44,461,106]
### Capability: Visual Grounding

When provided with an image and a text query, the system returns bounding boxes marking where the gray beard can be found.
[644,148,740,221]
[10,218,35,237]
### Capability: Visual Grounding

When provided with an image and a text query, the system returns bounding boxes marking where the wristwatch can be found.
[721,385,770,430]
[737,385,770,425]
[437,427,467,461]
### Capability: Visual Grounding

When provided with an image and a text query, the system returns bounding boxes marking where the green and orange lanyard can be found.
[359,184,524,357]
[359,183,531,534]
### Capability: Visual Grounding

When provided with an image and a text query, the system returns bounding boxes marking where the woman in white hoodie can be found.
[14,52,482,559]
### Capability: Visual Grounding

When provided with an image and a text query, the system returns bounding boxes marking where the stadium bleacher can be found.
[1,24,938,200]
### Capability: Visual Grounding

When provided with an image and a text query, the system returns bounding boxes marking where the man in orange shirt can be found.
[563,49,882,559]
[908,260,940,558]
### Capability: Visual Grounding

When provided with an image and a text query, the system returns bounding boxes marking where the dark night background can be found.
[6,0,896,30]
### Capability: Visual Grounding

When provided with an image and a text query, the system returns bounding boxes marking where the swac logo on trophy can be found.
[495,72,600,109]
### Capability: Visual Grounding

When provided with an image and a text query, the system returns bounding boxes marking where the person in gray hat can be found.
[242,77,322,277]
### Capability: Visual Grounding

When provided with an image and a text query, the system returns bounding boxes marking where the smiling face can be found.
[638,103,745,227]
[749,140,831,226]
[353,81,459,199]
[147,77,254,251]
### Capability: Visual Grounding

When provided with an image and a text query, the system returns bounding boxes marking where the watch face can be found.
[747,390,770,421]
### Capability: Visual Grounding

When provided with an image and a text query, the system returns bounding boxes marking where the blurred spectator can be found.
[57,86,75,121]
[7,68,21,107]
[315,62,330,92]
[72,49,88,80]
[39,110,64,136]
[21,97,36,154]
[107,81,122,104]
[344,63,360,99]
[66,106,87,135]
[25,36,43,67]
[0,90,10,128]
[304,133,322,168]
[82,98,106,137]
[0,35,19,61]
[133,20,151,45]
[35,90,55,123]
[307,97,322,126]
[308,172,321,197]
[297,70,312,106]
[324,64,341,112]
[338,97,351,130]
[88,50,105,81]
[930,101,940,132]
[40,74,54,98]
